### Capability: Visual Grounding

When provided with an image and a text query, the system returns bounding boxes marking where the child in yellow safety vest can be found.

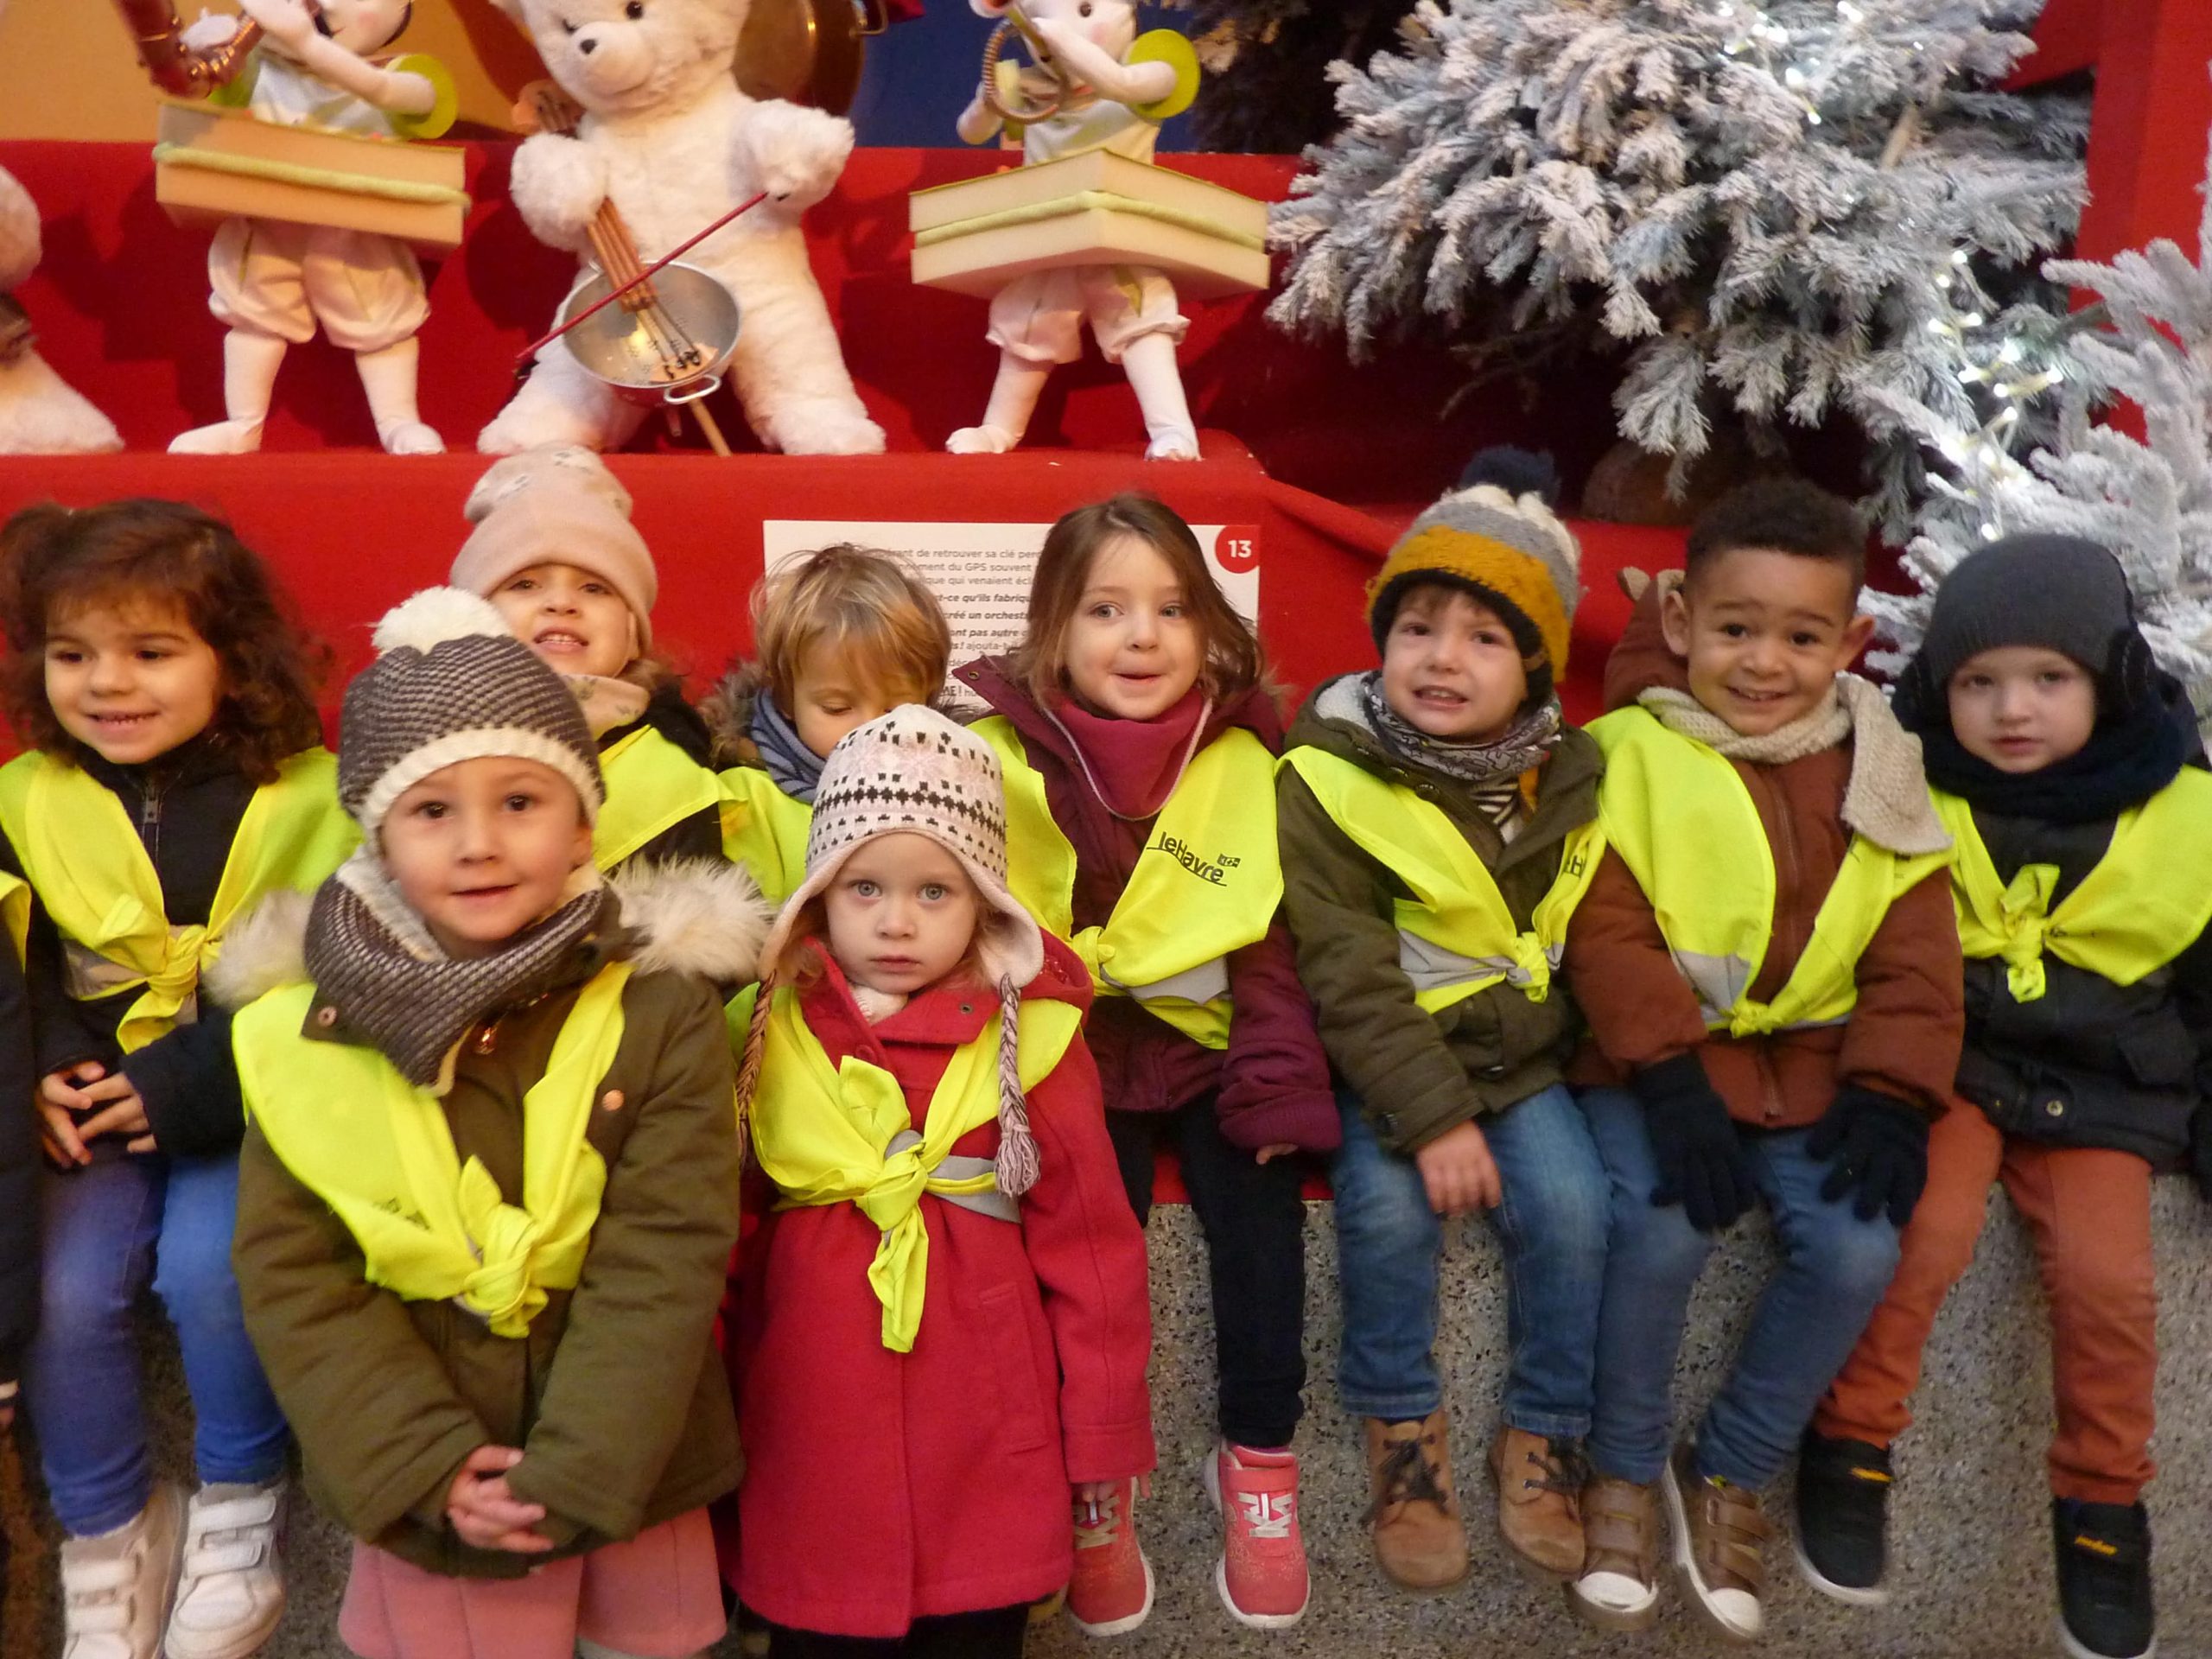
[727,704,1154,1656]
[702,543,952,905]
[1561,480,1964,1643]
[1799,536,2212,1659]
[452,450,723,874]
[226,588,769,1659]
[0,499,355,1659]
[957,493,1338,1634]
[1275,448,1611,1594]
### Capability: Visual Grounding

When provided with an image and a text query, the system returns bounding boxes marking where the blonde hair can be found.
[1007,493,1265,709]
[751,546,952,709]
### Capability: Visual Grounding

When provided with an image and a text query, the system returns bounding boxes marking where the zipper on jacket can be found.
[1748,763,1793,1123]
[137,779,166,866]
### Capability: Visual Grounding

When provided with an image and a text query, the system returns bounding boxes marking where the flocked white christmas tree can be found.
[1864,111,2212,720]
[1268,0,2085,525]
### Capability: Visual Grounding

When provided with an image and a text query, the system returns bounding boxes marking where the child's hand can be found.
[74,1072,155,1156]
[1253,1142,1298,1166]
[35,1062,108,1167]
[1414,1120,1501,1216]
[446,1446,554,1554]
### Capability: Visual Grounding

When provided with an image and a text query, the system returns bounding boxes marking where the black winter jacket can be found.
[1956,803,2212,1164]
[0,943,35,1391]
[0,737,262,1158]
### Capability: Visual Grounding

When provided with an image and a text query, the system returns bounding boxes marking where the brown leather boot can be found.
[1363,1413,1468,1592]
[1571,1474,1662,1633]
[1663,1441,1769,1644]
[1487,1424,1588,1578]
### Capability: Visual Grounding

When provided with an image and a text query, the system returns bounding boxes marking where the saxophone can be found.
[109,0,263,97]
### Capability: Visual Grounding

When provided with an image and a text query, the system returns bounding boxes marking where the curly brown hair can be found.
[0,499,328,782]
[1007,493,1265,709]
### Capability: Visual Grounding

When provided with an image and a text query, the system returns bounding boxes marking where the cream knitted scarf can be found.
[1637,674,1948,855]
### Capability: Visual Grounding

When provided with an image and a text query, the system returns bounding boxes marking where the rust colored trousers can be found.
[1814,1099,2158,1505]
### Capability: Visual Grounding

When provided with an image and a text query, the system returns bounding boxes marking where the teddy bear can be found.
[947,0,1198,461]
[480,0,884,457]
[0,0,122,457]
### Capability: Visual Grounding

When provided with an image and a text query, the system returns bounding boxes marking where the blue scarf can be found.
[749,688,826,806]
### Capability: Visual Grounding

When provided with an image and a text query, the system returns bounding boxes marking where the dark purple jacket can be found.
[956,657,1339,1154]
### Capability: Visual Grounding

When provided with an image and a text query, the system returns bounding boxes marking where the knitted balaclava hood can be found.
[451,448,658,652]
[742,705,1046,1195]
[1366,447,1584,690]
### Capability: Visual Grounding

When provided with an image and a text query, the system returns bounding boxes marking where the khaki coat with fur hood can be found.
[1563,583,1964,1126]
[1278,674,1602,1153]
[222,861,767,1579]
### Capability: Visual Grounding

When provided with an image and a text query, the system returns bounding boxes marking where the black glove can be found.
[1633,1052,1754,1233]
[1808,1087,1930,1226]
[2190,1106,2212,1205]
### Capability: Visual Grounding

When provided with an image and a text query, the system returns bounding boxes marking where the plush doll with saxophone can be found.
[166,0,454,455]
[479,0,885,457]
[949,0,1202,461]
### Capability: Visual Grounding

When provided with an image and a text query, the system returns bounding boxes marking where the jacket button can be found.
[314,1007,337,1029]
[1380,1113,1399,1134]
[960,1003,974,1015]
[2044,1098,2065,1117]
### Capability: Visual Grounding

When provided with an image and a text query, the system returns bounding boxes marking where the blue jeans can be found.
[23,1152,289,1535]
[1580,1086,1903,1491]
[1332,1084,1611,1438]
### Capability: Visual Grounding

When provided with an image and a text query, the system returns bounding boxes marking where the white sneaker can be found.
[162,1480,287,1659]
[60,1484,186,1659]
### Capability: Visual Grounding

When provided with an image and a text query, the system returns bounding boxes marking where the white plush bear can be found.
[0,18,123,459]
[480,0,884,456]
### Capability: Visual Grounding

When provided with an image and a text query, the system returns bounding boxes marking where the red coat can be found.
[954,657,1340,1154]
[734,938,1156,1637]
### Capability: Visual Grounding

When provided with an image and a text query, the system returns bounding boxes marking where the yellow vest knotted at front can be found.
[0,749,357,1052]
[747,987,1082,1352]
[1588,707,1948,1036]
[594,725,721,872]
[235,963,632,1338]
[1936,773,2212,1003]
[976,718,1281,1049]
[1279,746,1603,1013]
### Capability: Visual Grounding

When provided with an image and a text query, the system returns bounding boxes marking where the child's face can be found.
[1063,534,1202,721]
[1946,646,2097,773]
[489,563,636,683]
[823,832,980,996]
[791,644,911,760]
[1379,586,1529,743]
[380,757,593,960]
[1661,549,1872,737]
[44,597,224,766]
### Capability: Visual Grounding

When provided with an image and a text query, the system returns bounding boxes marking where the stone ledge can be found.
[14,1180,2209,1656]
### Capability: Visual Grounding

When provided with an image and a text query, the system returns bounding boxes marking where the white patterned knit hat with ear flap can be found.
[744,705,1046,1194]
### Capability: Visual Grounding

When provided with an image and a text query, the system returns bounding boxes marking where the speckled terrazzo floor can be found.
[13,1180,2211,1657]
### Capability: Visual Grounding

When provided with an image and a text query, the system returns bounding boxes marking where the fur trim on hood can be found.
[207,859,773,1010]
[699,661,768,771]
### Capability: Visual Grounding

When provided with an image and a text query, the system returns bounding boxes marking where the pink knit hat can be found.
[451,449,658,649]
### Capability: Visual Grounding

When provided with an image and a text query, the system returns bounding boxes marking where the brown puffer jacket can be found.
[229,866,764,1578]
[1279,673,1602,1153]
[1563,586,1964,1127]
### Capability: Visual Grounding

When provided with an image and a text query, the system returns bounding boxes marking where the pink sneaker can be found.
[1204,1442,1312,1629]
[1067,1479,1153,1637]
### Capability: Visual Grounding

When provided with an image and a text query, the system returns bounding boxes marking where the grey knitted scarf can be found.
[749,688,826,806]
[304,852,614,1088]
[1357,670,1562,826]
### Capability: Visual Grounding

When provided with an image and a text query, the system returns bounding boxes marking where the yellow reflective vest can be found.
[1588,707,1949,1036]
[234,963,632,1338]
[1279,747,1603,1013]
[0,748,357,1052]
[0,872,26,966]
[1936,772,2212,1004]
[973,717,1282,1050]
[747,985,1082,1352]
[594,725,721,872]
[717,767,812,906]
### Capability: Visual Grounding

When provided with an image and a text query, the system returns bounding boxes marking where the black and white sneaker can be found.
[2054,1498,2156,1659]
[1792,1430,1893,1606]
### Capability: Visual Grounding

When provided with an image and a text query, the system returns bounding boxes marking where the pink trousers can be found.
[338,1507,728,1659]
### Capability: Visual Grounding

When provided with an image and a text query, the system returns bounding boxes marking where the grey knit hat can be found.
[1917,534,2135,690]
[340,588,606,847]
